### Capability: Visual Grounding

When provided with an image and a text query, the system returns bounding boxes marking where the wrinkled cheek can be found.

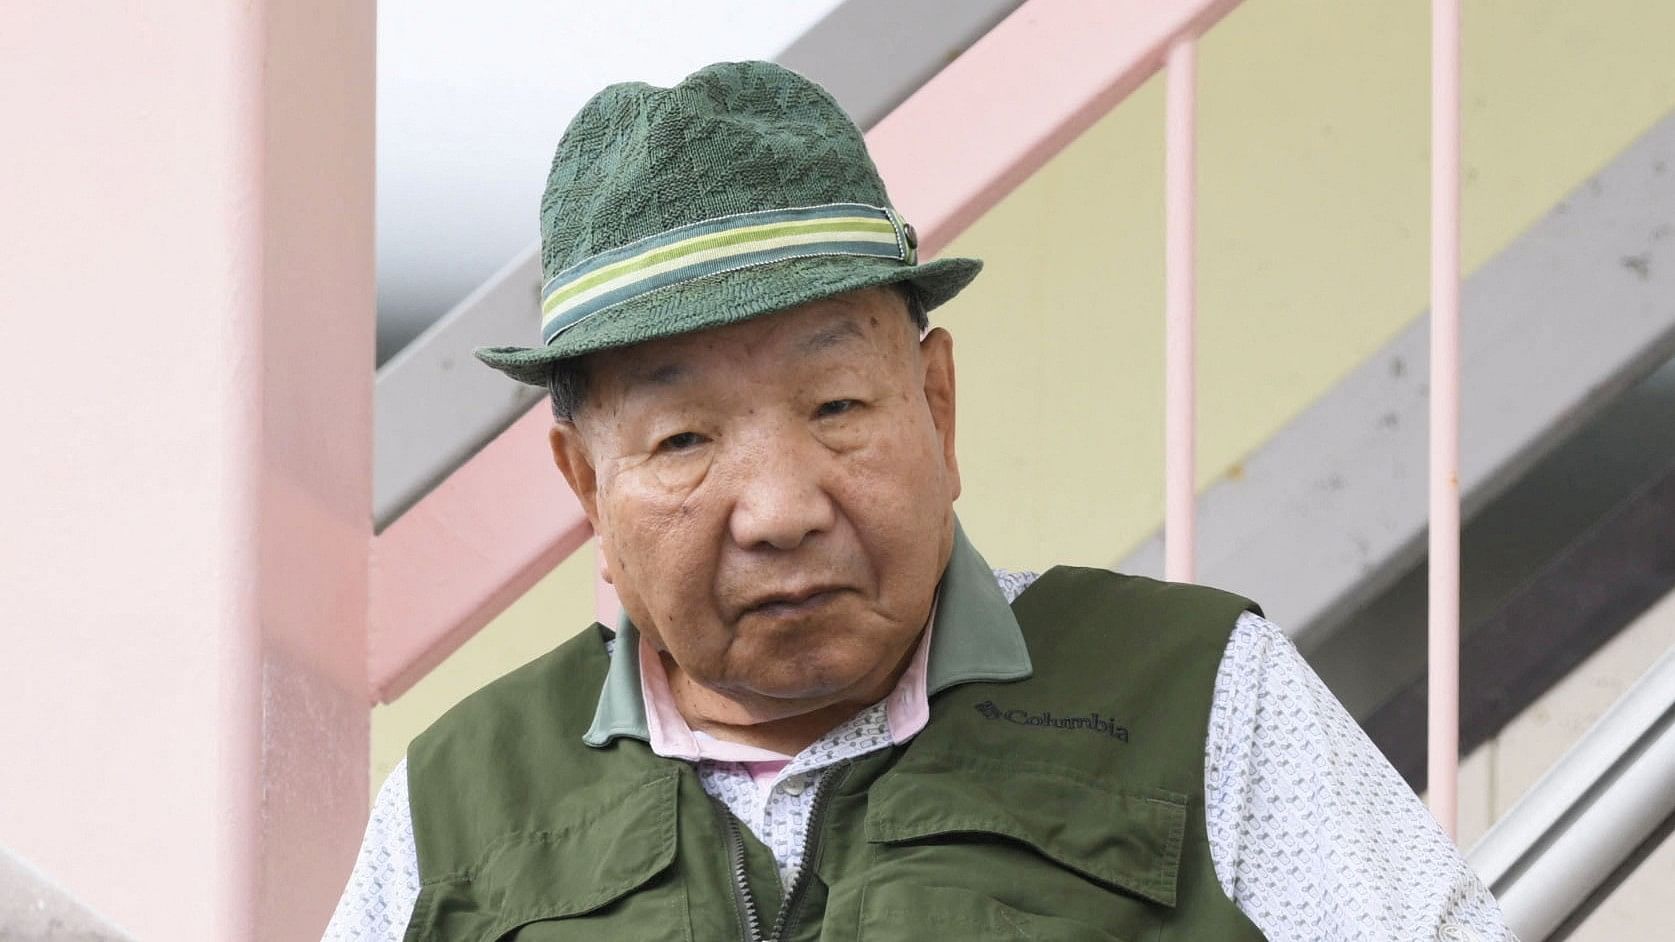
[602,487,725,641]
[598,472,698,563]
[839,441,953,610]
[611,510,696,587]
[850,436,946,515]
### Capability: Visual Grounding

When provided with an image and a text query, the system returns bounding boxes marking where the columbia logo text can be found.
[973,701,1129,742]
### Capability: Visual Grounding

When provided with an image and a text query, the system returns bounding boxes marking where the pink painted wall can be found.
[0,1,374,938]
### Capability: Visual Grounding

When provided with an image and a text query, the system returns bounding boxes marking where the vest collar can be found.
[582,516,1032,748]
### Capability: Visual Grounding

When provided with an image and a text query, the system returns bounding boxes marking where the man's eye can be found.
[657,431,705,452]
[816,399,859,418]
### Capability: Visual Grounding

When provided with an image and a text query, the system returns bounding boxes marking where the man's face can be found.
[549,286,961,719]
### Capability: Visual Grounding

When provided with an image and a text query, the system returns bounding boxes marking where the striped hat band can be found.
[540,202,917,344]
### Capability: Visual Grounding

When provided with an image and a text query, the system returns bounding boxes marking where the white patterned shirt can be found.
[323,569,1514,941]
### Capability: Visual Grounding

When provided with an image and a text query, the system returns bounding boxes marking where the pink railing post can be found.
[1165,37,1199,583]
[1428,0,1463,838]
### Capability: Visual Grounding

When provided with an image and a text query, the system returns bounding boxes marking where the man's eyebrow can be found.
[797,318,867,355]
[628,361,689,388]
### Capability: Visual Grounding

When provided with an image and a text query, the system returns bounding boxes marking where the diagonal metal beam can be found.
[1116,110,1675,652]
[374,248,546,529]
[368,0,1248,702]
[775,0,1026,130]
[0,845,132,940]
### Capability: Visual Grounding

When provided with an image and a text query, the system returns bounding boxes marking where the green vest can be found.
[404,566,1269,941]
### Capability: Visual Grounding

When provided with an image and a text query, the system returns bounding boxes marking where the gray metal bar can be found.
[1542,809,1675,942]
[0,844,132,940]
[372,0,1027,529]
[374,247,546,528]
[774,0,1024,129]
[1467,648,1675,941]
[1116,112,1675,653]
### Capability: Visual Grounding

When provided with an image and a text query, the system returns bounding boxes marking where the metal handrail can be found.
[1468,647,1675,940]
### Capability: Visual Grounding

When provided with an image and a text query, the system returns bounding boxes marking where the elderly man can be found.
[326,62,1513,941]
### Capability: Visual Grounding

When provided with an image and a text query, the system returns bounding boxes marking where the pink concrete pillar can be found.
[0,1,374,938]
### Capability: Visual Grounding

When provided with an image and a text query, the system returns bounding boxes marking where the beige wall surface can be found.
[374,0,1675,868]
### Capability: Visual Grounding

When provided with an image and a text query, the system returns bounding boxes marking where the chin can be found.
[730,612,904,701]
[749,652,874,702]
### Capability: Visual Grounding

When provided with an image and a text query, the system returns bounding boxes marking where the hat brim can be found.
[474,253,982,387]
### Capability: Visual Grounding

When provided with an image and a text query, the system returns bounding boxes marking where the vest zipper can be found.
[763,762,849,942]
[716,797,766,942]
[716,761,852,942]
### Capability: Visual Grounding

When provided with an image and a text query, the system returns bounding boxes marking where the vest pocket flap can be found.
[865,759,1187,908]
[471,769,680,923]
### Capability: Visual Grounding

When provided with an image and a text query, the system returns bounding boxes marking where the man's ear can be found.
[919,326,961,501]
[549,422,602,529]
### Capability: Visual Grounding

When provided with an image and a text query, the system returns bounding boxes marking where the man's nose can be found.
[726,436,836,551]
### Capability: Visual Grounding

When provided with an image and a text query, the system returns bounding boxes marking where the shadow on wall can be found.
[1315,350,1675,789]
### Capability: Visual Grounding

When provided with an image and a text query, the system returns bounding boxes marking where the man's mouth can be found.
[741,585,847,619]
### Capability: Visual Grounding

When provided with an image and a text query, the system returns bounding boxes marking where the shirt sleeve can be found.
[321,758,421,942]
[1204,611,1518,942]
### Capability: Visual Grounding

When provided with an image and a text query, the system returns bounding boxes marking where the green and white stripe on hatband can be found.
[539,202,914,344]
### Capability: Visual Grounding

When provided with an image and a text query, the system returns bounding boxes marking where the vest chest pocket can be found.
[405,771,687,942]
[853,760,1186,942]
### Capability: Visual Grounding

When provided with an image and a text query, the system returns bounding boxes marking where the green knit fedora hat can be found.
[474,60,983,387]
